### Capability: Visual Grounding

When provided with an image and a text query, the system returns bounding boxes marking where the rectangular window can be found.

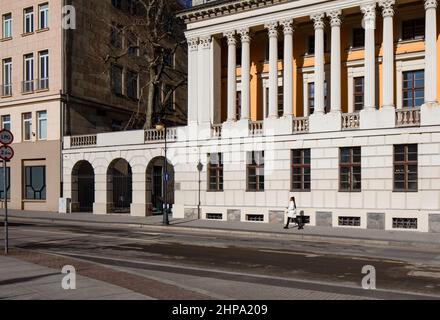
[25,166,46,200]
[1,115,11,131]
[339,147,361,192]
[110,22,122,48]
[308,82,315,115]
[291,149,311,191]
[247,151,264,191]
[394,144,418,192]
[22,112,32,141]
[278,88,283,117]
[38,3,49,30]
[354,77,364,111]
[24,7,34,34]
[2,13,12,38]
[403,70,424,108]
[38,51,49,90]
[208,153,223,191]
[352,28,365,48]
[402,18,425,41]
[37,111,47,140]
[23,54,34,92]
[236,91,242,120]
[127,31,139,56]
[2,58,12,96]
[0,167,10,200]
[125,70,138,100]
[111,64,123,95]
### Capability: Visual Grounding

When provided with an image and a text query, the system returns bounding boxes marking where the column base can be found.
[93,202,111,215]
[130,203,153,217]
[360,108,395,130]
[421,102,440,126]
[222,120,249,138]
[309,111,342,133]
[263,116,293,136]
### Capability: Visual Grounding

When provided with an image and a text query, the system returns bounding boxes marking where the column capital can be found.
[361,3,377,21]
[425,0,438,10]
[238,27,251,43]
[224,31,236,46]
[187,37,199,51]
[311,13,326,30]
[265,21,279,38]
[199,35,212,49]
[280,18,295,34]
[379,0,395,17]
[327,9,343,27]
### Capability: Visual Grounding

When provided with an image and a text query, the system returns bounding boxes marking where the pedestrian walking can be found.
[284,196,297,229]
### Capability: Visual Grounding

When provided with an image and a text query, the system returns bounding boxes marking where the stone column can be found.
[198,35,212,125]
[327,10,342,113]
[379,0,395,109]
[238,28,251,120]
[224,31,237,122]
[265,21,279,118]
[425,0,438,104]
[130,168,148,217]
[361,3,377,111]
[281,19,294,117]
[311,13,326,115]
[187,37,199,124]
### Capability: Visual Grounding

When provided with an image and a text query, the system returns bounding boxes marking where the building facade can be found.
[0,0,187,212]
[62,0,440,232]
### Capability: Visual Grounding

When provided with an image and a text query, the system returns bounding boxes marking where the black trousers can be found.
[285,217,303,228]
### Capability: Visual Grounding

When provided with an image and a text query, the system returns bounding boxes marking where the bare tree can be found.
[102,0,188,130]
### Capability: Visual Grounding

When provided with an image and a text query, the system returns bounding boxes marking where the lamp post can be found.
[156,120,169,226]
[197,160,203,220]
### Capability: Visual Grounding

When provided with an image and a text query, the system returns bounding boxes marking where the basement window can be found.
[246,214,264,222]
[393,218,418,229]
[338,216,361,227]
[206,213,222,220]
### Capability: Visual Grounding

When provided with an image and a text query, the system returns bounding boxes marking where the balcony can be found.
[70,134,97,148]
[145,127,178,142]
[293,117,309,133]
[36,78,49,91]
[22,80,34,93]
[396,107,421,127]
[0,84,12,97]
[342,112,360,130]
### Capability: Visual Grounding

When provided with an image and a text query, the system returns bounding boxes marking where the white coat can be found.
[287,200,297,218]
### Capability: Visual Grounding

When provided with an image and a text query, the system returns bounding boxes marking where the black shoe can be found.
[284,226,288,229]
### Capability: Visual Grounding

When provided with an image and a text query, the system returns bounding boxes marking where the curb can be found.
[5,215,440,251]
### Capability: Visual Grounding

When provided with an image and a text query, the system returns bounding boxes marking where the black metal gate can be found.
[152,165,163,214]
[112,174,132,213]
[78,175,94,212]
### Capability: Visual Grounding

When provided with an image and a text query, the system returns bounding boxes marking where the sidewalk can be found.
[0,255,150,300]
[3,210,440,249]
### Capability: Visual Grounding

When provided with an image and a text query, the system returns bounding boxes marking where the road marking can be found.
[259,249,321,258]
[408,271,440,279]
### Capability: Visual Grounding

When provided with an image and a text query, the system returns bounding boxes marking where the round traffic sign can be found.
[0,145,14,161]
[0,129,13,145]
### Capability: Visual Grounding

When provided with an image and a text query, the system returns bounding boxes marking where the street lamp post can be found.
[156,120,169,226]
[197,160,203,220]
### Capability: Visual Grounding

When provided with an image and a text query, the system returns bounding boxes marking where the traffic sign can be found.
[0,145,14,161]
[0,129,13,145]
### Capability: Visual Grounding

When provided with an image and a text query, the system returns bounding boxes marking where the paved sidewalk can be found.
[2,209,440,248]
[0,255,150,300]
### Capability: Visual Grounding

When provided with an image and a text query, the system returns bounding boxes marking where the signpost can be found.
[0,129,14,255]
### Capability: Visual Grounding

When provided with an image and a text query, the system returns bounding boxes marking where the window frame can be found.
[402,70,424,108]
[247,151,265,192]
[37,110,47,140]
[393,144,418,192]
[38,3,49,30]
[24,7,34,34]
[1,115,11,131]
[2,13,12,39]
[2,58,12,96]
[353,76,365,112]
[22,112,32,141]
[339,147,362,192]
[24,165,46,200]
[291,149,311,192]
[207,153,224,192]
[0,166,11,200]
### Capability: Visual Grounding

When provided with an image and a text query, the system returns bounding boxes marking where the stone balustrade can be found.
[342,112,360,130]
[70,134,97,148]
[249,121,263,136]
[293,117,309,133]
[396,107,421,127]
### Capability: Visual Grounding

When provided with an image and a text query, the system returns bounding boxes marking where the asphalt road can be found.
[2,220,440,300]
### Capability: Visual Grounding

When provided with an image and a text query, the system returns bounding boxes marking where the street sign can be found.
[0,129,13,145]
[0,145,14,161]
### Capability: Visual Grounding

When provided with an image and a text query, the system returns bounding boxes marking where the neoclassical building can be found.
[63,0,440,232]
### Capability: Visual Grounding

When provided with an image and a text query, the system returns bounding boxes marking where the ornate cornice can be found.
[224,31,237,46]
[177,0,289,24]
[311,13,326,30]
[280,18,295,35]
[265,21,279,38]
[425,0,438,10]
[327,10,342,27]
[199,35,212,49]
[187,37,199,51]
[361,3,377,21]
[379,0,395,18]
[238,28,251,43]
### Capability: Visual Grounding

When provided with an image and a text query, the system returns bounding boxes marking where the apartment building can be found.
[0,0,186,212]
[62,0,440,233]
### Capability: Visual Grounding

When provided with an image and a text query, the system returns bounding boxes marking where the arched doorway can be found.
[71,161,95,212]
[146,157,174,215]
[107,158,132,213]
